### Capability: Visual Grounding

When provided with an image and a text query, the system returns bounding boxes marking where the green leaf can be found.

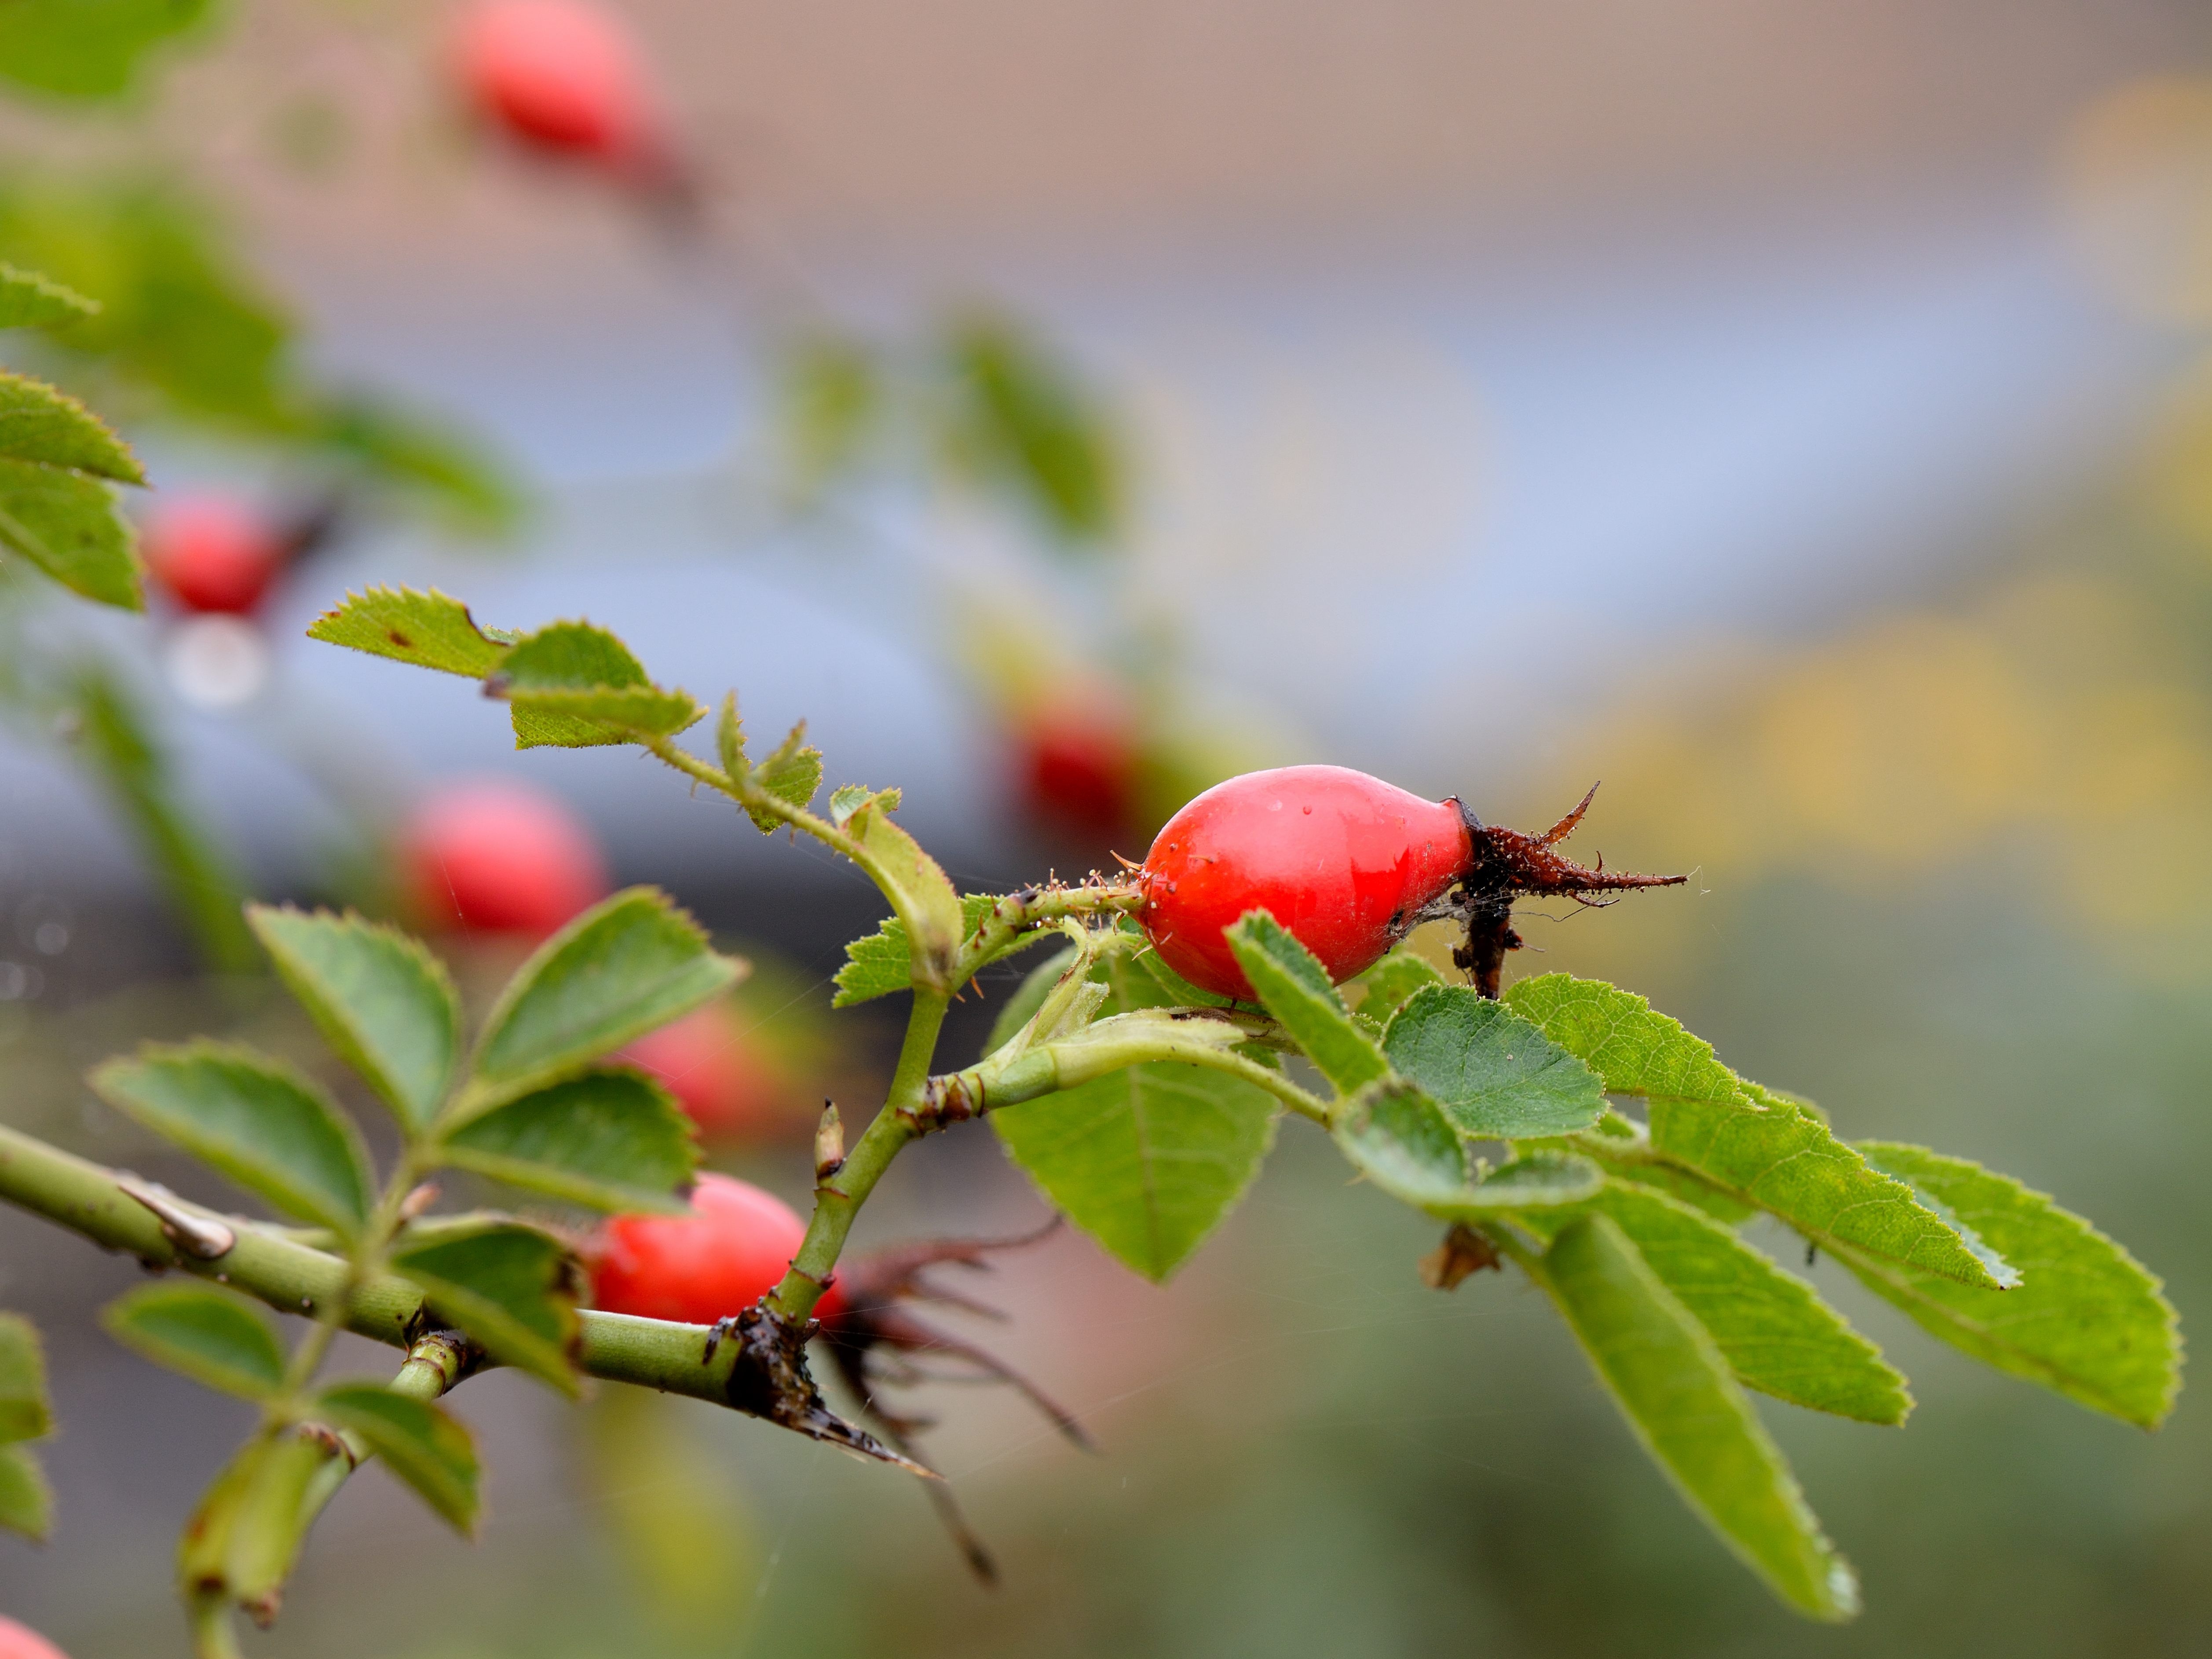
[0,1443,51,1540]
[939,312,1122,545]
[317,1384,481,1534]
[306,586,513,678]
[778,328,881,502]
[1537,1213,1858,1621]
[0,0,213,101]
[1836,1143,2179,1428]
[1352,951,1444,1020]
[742,719,823,831]
[0,370,143,481]
[488,620,702,748]
[984,943,1081,1049]
[714,692,747,776]
[91,1041,373,1234]
[391,1221,582,1393]
[0,1312,51,1442]
[838,792,968,996]
[247,906,460,1133]
[839,892,1027,1009]
[69,668,254,968]
[0,261,99,329]
[439,1067,698,1212]
[1334,1079,1602,1218]
[1506,976,2008,1290]
[468,888,742,1104]
[1223,911,1389,1094]
[101,1283,286,1401]
[1382,985,1606,1140]
[0,454,141,608]
[992,952,1275,1281]
[1525,1183,1910,1425]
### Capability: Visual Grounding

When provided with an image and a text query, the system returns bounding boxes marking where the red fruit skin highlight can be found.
[400,780,608,939]
[142,494,286,615]
[592,1173,841,1325]
[1140,765,1472,1001]
[453,0,662,166]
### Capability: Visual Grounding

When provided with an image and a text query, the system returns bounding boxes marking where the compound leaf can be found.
[1383,985,1605,1139]
[0,454,140,607]
[1506,976,2006,1290]
[1839,1143,2179,1428]
[101,1282,286,1401]
[0,1313,50,1442]
[391,1222,582,1394]
[1224,910,1388,1095]
[307,586,512,678]
[1538,1213,1859,1622]
[1333,1079,1601,1218]
[742,719,824,831]
[468,888,741,1105]
[1523,1183,1910,1425]
[248,906,459,1133]
[317,1384,480,1534]
[439,1067,697,1213]
[91,1041,373,1235]
[488,619,702,748]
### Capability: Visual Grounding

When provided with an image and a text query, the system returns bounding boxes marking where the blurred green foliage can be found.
[0,0,213,103]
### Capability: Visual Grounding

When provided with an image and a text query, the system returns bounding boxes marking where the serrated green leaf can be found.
[468,888,742,1104]
[439,1067,698,1213]
[0,454,140,607]
[837,892,1012,1009]
[1225,911,1389,1094]
[491,620,702,748]
[247,906,460,1133]
[826,783,875,826]
[0,261,98,329]
[317,1384,480,1534]
[91,1041,373,1234]
[1524,1183,1910,1425]
[1382,985,1605,1139]
[0,1313,50,1442]
[101,1283,286,1401]
[1506,976,2007,1290]
[1538,1213,1858,1621]
[1837,1143,2179,1428]
[1352,950,1444,1020]
[715,692,746,776]
[992,953,1276,1281]
[839,792,967,996]
[0,1444,51,1540]
[391,1222,582,1393]
[0,0,213,101]
[742,719,823,831]
[306,586,512,677]
[1334,1079,1602,1218]
[0,370,143,481]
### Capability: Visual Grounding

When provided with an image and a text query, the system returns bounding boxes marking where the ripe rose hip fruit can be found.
[592,1172,841,1325]
[1140,765,1472,1000]
[0,1618,69,1659]
[141,493,287,615]
[1018,701,1137,840]
[453,0,665,168]
[400,779,608,938]
[1140,766,1683,1000]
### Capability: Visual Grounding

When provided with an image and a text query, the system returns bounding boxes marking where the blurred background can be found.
[4,0,2212,1653]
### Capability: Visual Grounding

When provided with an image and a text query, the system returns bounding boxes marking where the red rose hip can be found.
[400,779,609,939]
[1139,765,1473,1000]
[142,493,287,615]
[592,1172,840,1325]
[0,1619,69,1659]
[453,0,665,169]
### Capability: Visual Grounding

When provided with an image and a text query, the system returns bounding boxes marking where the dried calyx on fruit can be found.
[1138,765,1682,1001]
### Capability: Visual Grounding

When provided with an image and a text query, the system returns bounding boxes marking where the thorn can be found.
[1539,782,1601,846]
[117,1176,235,1260]
[398,1181,441,1222]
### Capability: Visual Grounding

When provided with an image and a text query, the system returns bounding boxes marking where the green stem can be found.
[0,1123,767,1408]
[767,988,949,1319]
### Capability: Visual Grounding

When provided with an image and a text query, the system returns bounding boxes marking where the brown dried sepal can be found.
[1419,1222,1503,1290]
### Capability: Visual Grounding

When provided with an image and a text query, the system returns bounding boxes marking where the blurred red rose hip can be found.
[452,0,666,169]
[400,779,608,938]
[619,1005,783,1141]
[592,1172,840,1324]
[1017,701,1138,841]
[0,1619,69,1659]
[141,493,286,615]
